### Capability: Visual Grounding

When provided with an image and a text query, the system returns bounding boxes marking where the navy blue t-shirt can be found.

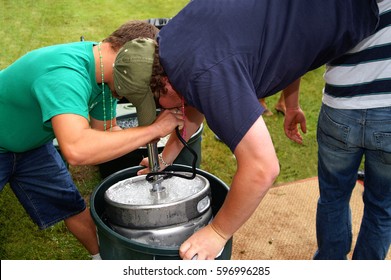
[158,0,379,152]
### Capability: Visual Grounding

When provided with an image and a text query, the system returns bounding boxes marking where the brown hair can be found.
[150,43,168,102]
[103,20,159,52]
[104,20,166,103]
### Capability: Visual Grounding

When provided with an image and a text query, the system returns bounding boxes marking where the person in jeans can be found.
[314,0,391,259]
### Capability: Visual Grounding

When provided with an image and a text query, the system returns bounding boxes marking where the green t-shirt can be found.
[0,42,117,153]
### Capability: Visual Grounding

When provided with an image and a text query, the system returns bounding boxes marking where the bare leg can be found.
[259,98,273,116]
[275,94,286,115]
[64,208,99,255]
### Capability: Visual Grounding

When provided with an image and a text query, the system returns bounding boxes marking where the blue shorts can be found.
[0,142,86,229]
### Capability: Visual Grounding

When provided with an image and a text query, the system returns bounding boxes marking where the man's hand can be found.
[283,107,307,144]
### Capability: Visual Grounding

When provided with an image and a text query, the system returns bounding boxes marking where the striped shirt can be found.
[323,0,391,109]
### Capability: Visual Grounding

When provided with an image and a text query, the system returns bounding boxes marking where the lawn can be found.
[0,0,325,259]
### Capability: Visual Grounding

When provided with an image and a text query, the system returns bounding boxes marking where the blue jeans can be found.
[0,142,85,229]
[315,104,391,260]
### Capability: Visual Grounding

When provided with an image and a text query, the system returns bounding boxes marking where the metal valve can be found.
[147,142,166,197]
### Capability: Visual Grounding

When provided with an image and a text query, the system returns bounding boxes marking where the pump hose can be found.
[145,126,198,181]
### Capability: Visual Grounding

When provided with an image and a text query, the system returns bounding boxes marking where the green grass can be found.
[1,0,325,259]
[0,0,188,67]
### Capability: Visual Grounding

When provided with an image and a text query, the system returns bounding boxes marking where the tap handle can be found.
[147,142,160,172]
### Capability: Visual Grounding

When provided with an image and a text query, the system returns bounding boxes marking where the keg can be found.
[90,165,232,260]
[103,172,212,247]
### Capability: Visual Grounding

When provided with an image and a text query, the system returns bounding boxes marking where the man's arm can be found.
[52,110,183,166]
[282,78,307,144]
[179,115,280,259]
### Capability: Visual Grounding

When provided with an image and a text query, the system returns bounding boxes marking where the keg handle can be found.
[146,126,197,182]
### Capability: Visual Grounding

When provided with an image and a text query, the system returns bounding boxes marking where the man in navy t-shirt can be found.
[138,0,380,260]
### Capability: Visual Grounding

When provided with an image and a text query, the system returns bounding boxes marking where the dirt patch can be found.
[231,178,390,260]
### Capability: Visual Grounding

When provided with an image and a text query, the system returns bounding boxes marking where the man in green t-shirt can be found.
[0,20,184,259]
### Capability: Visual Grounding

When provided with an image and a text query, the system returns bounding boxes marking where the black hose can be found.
[145,127,198,182]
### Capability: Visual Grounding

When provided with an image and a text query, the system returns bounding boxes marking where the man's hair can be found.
[104,20,165,102]
[150,43,167,101]
[103,20,159,52]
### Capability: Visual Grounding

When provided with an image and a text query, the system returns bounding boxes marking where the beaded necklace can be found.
[97,42,113,131]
